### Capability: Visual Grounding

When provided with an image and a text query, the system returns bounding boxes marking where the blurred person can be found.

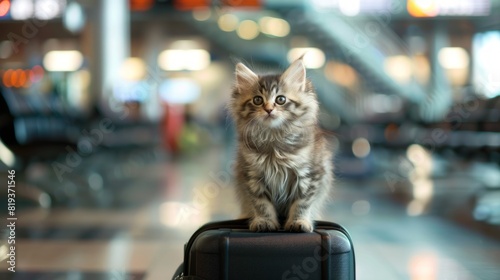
[162,103,185,155]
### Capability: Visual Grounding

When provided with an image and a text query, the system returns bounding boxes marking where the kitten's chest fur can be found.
[248,151,307,214]
[243,130,313,213]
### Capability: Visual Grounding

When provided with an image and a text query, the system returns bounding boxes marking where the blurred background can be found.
[0,0,499,279]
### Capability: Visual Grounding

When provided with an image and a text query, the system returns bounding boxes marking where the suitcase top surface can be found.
[181,219,356,280]
[193,229,353,255]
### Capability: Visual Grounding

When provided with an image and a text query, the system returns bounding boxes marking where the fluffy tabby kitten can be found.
[230,58,333,233]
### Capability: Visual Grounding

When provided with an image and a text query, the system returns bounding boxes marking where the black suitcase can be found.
[173,219,355,280]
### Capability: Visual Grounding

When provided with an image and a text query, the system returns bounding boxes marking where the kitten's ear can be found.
[235,63,258,91]
[281,57,306,92]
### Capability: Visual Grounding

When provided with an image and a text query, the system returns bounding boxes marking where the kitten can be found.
[229,57,334,232]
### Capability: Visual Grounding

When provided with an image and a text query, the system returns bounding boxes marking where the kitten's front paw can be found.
[249,217,279,232]
[285,219,314,232]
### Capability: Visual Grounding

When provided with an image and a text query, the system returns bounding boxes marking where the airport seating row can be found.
[0,87,161,209]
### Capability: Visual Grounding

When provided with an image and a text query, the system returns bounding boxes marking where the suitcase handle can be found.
[182,219,355,279]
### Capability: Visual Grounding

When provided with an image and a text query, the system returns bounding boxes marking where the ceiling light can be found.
[10,0,33,20]
[43,50,83,72]
[237,20,259,40]
[438,47,469,69]
[218,14,239,32]
[158,49,210,71]
[384,55,413,83]
[259,17,290,37]
[120,57,146,81]
[192,9,211,21]
[287,48,326,69]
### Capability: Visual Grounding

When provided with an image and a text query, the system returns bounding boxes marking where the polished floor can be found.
[1,144,499,280]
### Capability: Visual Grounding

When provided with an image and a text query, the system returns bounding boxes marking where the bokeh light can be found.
[384,55,413,84]
[43,50,84,72]
[10,0,33,20]
[218,14,239,32]
[120,57,146,81]
[259,17,290,37]
[352,137,371,158]
[192,8,211,21]
[287,48,325,69]
[0,0,11,17]
[237,20,259,40]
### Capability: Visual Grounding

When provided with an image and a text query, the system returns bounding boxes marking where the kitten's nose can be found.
[264,103,274,114]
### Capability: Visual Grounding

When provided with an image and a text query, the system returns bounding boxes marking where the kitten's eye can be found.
[253,96,264,105]
[275,95,286,105]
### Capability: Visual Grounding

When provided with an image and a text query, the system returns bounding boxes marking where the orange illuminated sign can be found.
[0,0,11,17]
[407,0,438,17]
[130,0,155,11]
[223,0,260,8]
[174,0,209,10]
[174,0,260,10]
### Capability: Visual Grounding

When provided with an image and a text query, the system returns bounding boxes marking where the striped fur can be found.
[230,58,334,232]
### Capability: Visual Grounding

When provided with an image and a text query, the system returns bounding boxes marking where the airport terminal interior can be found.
[0,0,500,279]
